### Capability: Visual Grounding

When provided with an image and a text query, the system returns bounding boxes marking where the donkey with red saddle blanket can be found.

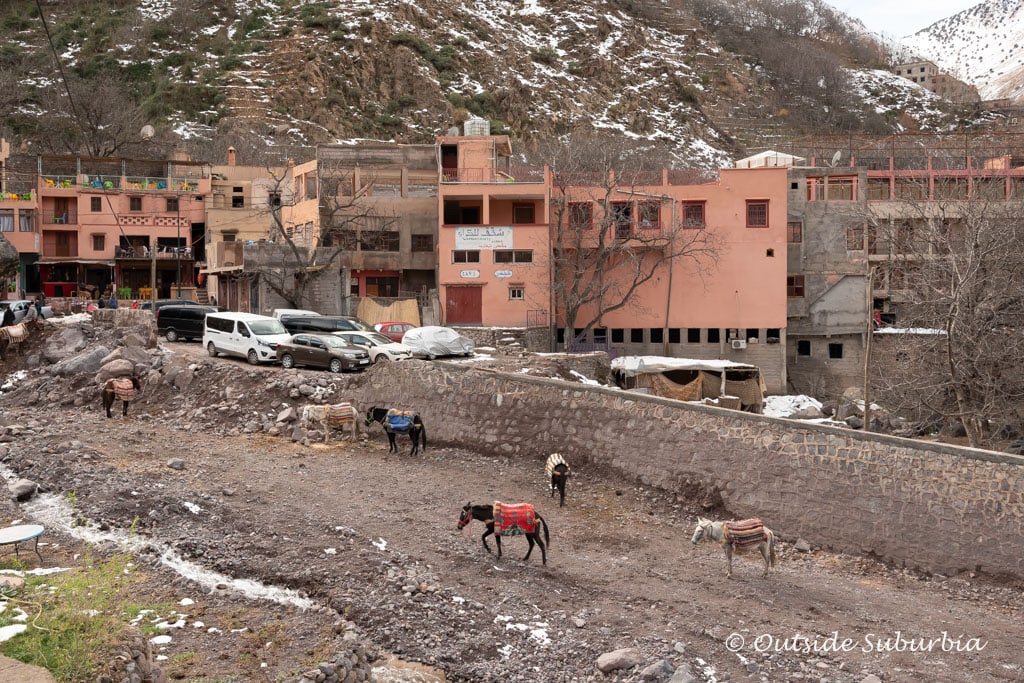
[691,516,776,578]
[458,501,550,565]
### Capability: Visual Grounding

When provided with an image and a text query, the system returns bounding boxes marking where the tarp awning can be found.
[611,355,760,377]
[36,258,115,266]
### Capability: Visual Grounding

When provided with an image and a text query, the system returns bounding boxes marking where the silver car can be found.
[401,325,474,359]
[335,331,414,363]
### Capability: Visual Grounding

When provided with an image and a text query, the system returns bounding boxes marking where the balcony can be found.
[442,166,544,183]
[43,210,78,225]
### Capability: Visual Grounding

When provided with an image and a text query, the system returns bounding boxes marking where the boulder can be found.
[101,346,152,372]
[43,326,87,363]
[96,359,136,383]
[668,664,697,683]
[638,659,674,681]
[53,346,111,377]
[8,478,39,502]
[596,647,642,674]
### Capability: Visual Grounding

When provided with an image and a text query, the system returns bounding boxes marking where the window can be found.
[828,343,844,359]
[569,202,592,230]
[223,234,236,242]
[637,202,660,229]
[630,328,643,343]
[166,197,179,212]
[611,329,624,343]
[493,250,533,264]
[19,211,33,232]
[687,328,701,343]
[682,201,705,228]
[807,177,855,201]
[509,286,524,300]
[361,230,400,252]
[129,197,142,212]
[269,191,281,208]
[411,234,433,252]
[668,328,680,344]
[92,234,105,251]
[708,328,720,344]
[231,195,244,208]
[512,203,535,224]
[611,202,631,238]
[305,175,317,200]
[649,328,663,344]
[746,200,769,228]
[846,224,865,251]
[91,197,102,212]
[0,210,12,232]
[787,221,802,243]
[787,274,805,297]
[453,250,480,263]
[797,340,811,356]
[746,329,759,342]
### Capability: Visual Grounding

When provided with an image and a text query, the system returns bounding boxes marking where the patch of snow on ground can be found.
[763,395,822,418]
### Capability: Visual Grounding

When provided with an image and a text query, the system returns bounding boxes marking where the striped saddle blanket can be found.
[325,403,354,427]
[493,502,536,536]
[545,453,568,480]
[1,323,27,343]
[111,378,136,402]
[724,518,766,548]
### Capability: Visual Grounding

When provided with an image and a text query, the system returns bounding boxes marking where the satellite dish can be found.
[140,124,155,140]
[829,149,841,167]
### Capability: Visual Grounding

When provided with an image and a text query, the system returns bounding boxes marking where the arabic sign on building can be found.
[494,270,513,278]
[455,226,513,250]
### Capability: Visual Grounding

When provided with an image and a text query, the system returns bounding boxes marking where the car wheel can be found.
[427,354,436,360]
[207,342,218,357]
[247,349,260,365]
[165,329,178,342]
[329,358,343,373]
[375,355,389,363]
[281,353,295,369]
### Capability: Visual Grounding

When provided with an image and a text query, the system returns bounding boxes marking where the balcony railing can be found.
[442,166,544,183]
[41,175,77,189]
[82,175,123,190]
[43,210,77,225]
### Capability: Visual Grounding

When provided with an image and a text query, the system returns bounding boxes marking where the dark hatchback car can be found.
[157,304,225,342]
[275,333,372,373]
[279,315,375,335]
[139,298,204,312]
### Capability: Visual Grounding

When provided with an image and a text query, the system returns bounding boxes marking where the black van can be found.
[278,315,374,335]
[157,304,223,342]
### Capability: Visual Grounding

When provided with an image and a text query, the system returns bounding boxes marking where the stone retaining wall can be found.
[346,361,1024,578]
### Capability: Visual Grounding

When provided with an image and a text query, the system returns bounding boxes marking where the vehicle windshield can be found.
[249,320,287,335]
[347,319,374,331]
[364,332,393,345]
[321,336,350,348]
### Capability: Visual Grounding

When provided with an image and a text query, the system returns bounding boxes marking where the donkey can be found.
[691,516,776,579]
[544,453,571,507]
[458,502,550,565]
[102,376,141,418]
[301,402,359,443]
[364,406,426,455]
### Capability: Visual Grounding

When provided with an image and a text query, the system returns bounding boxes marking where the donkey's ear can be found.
[698,516,709,523]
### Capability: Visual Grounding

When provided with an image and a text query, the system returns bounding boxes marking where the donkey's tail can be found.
[537,514,550,549]
[768,529,777,568]
[420,424,427,451]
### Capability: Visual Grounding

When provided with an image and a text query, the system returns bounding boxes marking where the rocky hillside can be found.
[0,0,978,166]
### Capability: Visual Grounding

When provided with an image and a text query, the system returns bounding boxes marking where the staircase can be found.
[195,289,210,305]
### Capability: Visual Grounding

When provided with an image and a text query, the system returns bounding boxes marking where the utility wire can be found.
[34,0,82,124]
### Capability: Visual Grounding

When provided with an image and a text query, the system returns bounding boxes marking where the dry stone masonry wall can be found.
[349,361,1024,578]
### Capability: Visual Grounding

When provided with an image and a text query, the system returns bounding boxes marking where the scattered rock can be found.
[795,538,812,552]
[596,647,642,673]
[167,458,186,470]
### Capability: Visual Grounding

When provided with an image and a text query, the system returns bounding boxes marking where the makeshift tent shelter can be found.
[611,356,766,413]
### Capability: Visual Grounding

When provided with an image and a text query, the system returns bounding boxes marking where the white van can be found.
[270,308,320,319]
[203,312,293,364]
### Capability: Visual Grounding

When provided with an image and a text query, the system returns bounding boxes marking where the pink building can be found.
[31,155,209,300]
[435,130,789,390]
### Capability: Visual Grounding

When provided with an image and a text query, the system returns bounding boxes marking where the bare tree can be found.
[868,197,1024,447]
[248,159,396,309]
[539,132,721,344]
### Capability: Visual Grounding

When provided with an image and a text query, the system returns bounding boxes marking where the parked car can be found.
[156,304,224,342]
[203,312,293,364]
[279,315,374,335]
[374,321,417,344]
[334,330,414,363]
[138,298,204,312]
[401,325,474,359]
[275,333,372,373]
[271,308,320,319]
[0,299,54,323]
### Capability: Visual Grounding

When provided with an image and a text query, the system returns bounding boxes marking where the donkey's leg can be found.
[494,531,502,558]
[724,546,734,579]
[537,532,547,565]
[387,431,397,453]
[760,543,770,578]
[481,525,495,554]
[122,400,129,417]
[523,534,535,562]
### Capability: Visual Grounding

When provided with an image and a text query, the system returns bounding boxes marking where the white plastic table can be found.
[0,524,44,563]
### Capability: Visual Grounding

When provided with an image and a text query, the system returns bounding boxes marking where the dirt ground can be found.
[1,333,1023,683]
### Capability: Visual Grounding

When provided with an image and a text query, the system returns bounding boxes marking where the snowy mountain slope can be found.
[900,0,1024,101]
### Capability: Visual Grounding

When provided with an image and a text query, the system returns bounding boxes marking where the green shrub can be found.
[567,61,582,76]
[532,46,558,66]
[679,84,701,104]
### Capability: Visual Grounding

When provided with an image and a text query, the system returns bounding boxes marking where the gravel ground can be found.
[1,332,1022,683]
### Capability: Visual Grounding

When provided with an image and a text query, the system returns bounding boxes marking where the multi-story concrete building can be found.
[892,60,979,104]
[1,140,210,301]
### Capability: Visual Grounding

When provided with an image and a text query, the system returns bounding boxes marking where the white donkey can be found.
[691,516,776,579]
